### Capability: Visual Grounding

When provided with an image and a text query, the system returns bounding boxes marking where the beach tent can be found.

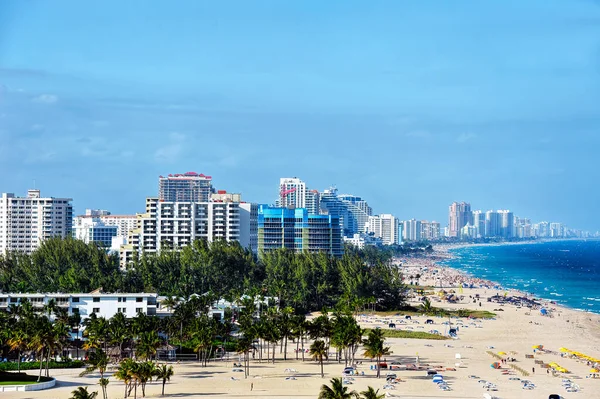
[432,374,444,383]
[540,308,548,315]
[491,362,501,369]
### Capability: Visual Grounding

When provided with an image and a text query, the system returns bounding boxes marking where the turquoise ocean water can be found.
[442,239,600,313]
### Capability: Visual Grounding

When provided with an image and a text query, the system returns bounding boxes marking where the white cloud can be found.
[456,133,477,143]
[32,94,58,104]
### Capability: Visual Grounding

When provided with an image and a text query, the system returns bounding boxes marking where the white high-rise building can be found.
[498,210,515,239]
[472,210,486,238]
[120,196,257,266]
[74,209,137,240]
[420,221,441,240]
[549,222,564,238]
[485,210,501,238]
[0,190,73,254]
[402,219,421,241]
[367,214,401,245]
[73,217,118,247]
[277,177,307,209]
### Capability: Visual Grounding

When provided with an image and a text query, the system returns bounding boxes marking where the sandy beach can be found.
[5,250,600,399]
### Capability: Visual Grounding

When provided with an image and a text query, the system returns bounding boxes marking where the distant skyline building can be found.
[472,210,485,239]
[343,233,382,249]
[306,190,320,215]
[367,214,401,245]
[402,219,421,241]
[485,210,501,238]
[319,187,350,235]
[339,194,372,236]
[158,172,213,202]
[73,217,118,247]
[550,222,564,238]
[0,190,73,254]
[75,209,137,237]
[420,221,441,241]
[277,177,307,209]
[448,202,472,238]
[257,205,343,257]
[498,210,515,238]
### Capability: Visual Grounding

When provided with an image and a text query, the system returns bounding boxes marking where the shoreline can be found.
[397,239,599,315]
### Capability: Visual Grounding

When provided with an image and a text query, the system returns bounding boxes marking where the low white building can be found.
[0,292,159,319]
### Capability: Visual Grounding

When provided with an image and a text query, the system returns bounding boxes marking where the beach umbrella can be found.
[498,351,506,355]
[559,347,569,352]
[591,369,599,373]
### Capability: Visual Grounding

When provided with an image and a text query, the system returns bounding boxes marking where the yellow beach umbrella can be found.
[559,347,569,352]
[498,351,506,355]
[590,369,599,373]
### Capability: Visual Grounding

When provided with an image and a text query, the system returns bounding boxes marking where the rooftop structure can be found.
[158,172,213,202]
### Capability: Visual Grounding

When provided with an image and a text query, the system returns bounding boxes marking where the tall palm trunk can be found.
[284,336,288,360]
[320,355,324,378]
[162,379,166,396]
[45,349,51,377]
[17,350,21,373]
[37,349,44,382]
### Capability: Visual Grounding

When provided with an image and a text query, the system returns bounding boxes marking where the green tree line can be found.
[0,238,407,312]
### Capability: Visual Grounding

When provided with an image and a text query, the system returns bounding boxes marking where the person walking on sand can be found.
[251,383,254,391]
[532,367,535,374]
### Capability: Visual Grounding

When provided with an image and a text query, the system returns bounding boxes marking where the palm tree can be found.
[109,312,131,361]
[70,387,98,399]
[236,336,253,378]
[80,349,109,399]
[153,364,174,396]
[318,377,359,399]
[137,361,155,397]
[98,378,109,399]
[310,339,328,378]
[7,329,28,373]
[160,296,179,312]
[419,297,434,314]
[136,331,161,361]
[360,386,385,399]
[362,329,391,378]
[114,358,135,399]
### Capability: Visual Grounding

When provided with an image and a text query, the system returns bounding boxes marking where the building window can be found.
[118,297,122,302]
[122,297,127,302]
[136,308,143,314]
[93,308,100,313]
[136,297,143,303]
[72,308,79,314]
[72,297,79,303]
[93,297,100,303]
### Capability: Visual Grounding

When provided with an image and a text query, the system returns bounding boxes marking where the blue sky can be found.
[1,0,600,230]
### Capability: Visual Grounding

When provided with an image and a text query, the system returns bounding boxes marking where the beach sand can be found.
[4,254,600,398]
